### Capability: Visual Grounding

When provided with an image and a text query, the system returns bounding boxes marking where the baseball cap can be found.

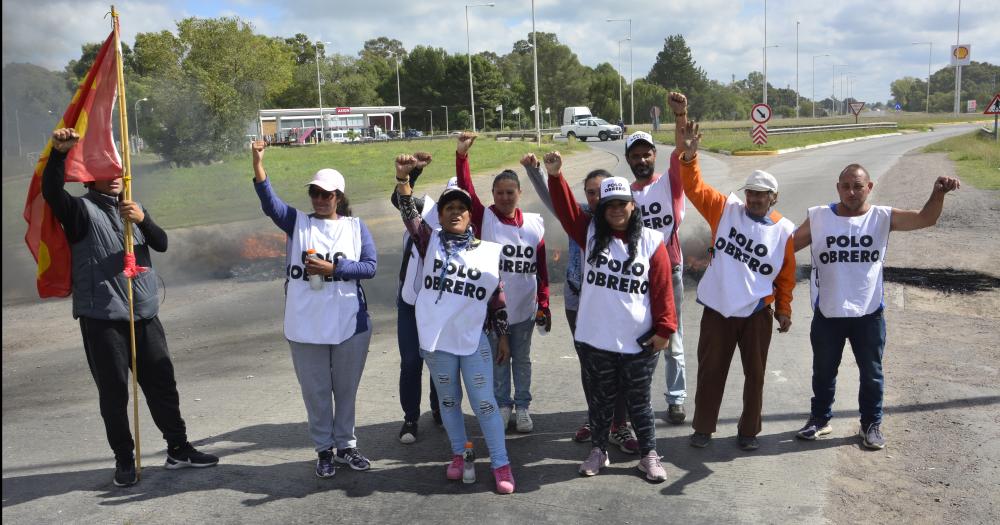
[438,187,472,209]
[739,170,779,193]
[598,176,634,206]
[446,176,459,189]
[625,131,656,154]
[305,168,345,193]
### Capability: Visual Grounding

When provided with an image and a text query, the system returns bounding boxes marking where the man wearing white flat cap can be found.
[675,122,796,452]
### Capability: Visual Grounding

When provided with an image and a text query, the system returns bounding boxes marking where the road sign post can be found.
[750,103,772,146]
[984,94,1000,142]
[849,101,866,124]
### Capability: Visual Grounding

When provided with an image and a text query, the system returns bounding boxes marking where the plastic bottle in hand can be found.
[306,249,324,291]
[462,441,476,484]
[535,310,549,337]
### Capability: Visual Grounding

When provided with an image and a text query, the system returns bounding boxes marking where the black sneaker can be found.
[316,449,336,478]
[796,417,833,440]
[666,404,686,425]
[399,420,418,444]
[113,456,137,487]
[860,422,886,450]
[690,432,712,448]
[737,434,760,451]
[432,409,443,426]
[165,442,219,469]
[335,447,371,471]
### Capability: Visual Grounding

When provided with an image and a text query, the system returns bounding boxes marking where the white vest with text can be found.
[284,213,363,345]
[632,174,677,254]
[808,205,891,317]
[415,231,502,356]
[697,194,793,318]
[576,223,664,354]
[481,208,544,324]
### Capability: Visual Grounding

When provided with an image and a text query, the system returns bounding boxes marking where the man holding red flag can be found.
[42,128,218,487]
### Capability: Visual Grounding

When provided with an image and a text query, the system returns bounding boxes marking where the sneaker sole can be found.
[579,458,610,476]
[637,464,667,482]
[164,458,218,470]
[113,477,138,487]
[796,426,833,441]
[315,470,336,479]
[573,434,592,443]
[399,433,417,444]
[689,439,711,449]
[334,457,371,471]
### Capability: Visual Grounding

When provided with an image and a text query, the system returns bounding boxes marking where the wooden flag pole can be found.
[110,5,141,478]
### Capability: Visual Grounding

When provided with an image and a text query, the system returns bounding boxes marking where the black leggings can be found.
[577,343,658,455]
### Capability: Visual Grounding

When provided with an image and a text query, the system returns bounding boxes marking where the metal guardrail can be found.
[766,122,898,135]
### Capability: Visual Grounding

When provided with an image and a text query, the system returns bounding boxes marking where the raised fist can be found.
[934,176,960,194]
[251,140,266,163]
[668,92,688,115]
[520,153,540,169]
[543,151,562,176]
[395,153,418,179]
[52,128,80,153]
[456,131,478,155]
[414,151,433,169]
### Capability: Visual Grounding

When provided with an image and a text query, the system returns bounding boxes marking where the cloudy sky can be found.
[3,0,996,105]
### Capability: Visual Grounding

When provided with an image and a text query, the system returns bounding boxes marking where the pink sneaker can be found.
[446,455,464,480]
[492,464,515,494]
[637,450,667,482]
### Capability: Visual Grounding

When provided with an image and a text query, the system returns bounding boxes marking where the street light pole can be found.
[607,18,633,125]
[313,41,331,142]
[427,109,433,135]
[134,97,148,154]
[953,0,962,115]
[390,52,403,133]
[531,0,542,145]
[795,20,800,118]
[442,105,449,135]
[466,3,495,132]
[617,39,627,124]
[763,0,767,104]
[812,54,829,118]
[911,42,932,114]
[833,63,847,115]
[763,44,780,105]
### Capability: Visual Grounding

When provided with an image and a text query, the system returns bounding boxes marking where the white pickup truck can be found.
[560,117,623,142]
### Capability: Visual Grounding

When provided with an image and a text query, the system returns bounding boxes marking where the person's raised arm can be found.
[395,154,433,257]
[520,153,556,215]
[41,128,88,243]
[889,176,960,232]
[455,131,485,231]
[251,140,297,235]
[543,151,589,248]
[678,121,727,233]
[668,92,688,156]
[390,151,432,211]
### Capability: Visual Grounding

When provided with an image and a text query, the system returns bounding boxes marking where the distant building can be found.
[256,106,404,143]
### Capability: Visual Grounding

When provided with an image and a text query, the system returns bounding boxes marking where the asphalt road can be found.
[0,125,983,524]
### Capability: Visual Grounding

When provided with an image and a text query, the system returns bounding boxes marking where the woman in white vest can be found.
[394,154,516,495]
[454,132,550,434]
[251,142,377,479]
[546,152,678,483]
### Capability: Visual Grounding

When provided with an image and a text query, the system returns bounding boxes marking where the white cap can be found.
[598,176,633,205]
[625,131,655,153]
[446,176,459,189]
[740,170,778,193]
[305,168,345,193]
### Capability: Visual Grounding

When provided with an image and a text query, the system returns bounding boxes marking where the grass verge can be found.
[923,131,1000,191]
[651,127,904,153]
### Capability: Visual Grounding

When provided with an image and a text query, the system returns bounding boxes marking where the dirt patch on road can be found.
[824,150,1000,524]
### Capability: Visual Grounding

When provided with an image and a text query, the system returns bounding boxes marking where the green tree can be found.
[646,35,706,94]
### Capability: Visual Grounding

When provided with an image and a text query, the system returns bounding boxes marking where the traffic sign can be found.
[751,124,768,145]
[848,101,865,123]
[750,103,772,124]
[649,106,661,119]
[967,100,977,112]
[894,103,902,112]
[983,94,1000,115]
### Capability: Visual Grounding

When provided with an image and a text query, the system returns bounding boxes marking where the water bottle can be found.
[306,249,324,291]
[462,441,476,484]
[535,310,549,337]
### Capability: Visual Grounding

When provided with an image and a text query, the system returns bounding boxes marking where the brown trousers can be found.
[692,305,773,437]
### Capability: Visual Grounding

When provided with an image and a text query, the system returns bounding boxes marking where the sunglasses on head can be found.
[308,186,335,200]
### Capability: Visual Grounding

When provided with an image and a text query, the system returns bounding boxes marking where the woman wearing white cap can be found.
[394,153,516,494]
[251,142,377,478]
[545,152,677,483]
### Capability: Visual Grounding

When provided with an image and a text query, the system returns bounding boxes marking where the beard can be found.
[630,162,654,179]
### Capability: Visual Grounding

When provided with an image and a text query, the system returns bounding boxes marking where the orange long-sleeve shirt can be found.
[679,154,795,317]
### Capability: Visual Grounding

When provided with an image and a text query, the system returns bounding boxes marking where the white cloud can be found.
[3,0,996,105]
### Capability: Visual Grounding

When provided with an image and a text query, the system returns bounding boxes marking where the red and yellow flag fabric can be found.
[22,28,123,298]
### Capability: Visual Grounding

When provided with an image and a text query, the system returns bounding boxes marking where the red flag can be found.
[23,28,122,298]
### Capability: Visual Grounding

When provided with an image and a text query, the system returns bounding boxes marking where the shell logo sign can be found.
[950,45,971,66]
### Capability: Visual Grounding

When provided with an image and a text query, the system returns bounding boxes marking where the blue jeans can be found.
[397,298,438,422]
[663,264,687,405]
[809,307,886,426]
[488,318,534,410]
[421,333,510,469]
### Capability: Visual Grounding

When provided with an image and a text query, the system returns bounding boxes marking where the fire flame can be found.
[241,232,285,259]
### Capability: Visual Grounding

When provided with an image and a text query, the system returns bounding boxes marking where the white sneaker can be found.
[515,407,533,433]
[499,405,513,430]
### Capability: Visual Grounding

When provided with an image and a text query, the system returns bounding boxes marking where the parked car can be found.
[404,129,424,138]
[560,117,623,142]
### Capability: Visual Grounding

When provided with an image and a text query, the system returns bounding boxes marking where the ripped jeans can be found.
[421,333,510,469]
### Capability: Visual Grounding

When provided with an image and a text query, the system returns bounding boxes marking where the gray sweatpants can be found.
[288,328,371,452]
